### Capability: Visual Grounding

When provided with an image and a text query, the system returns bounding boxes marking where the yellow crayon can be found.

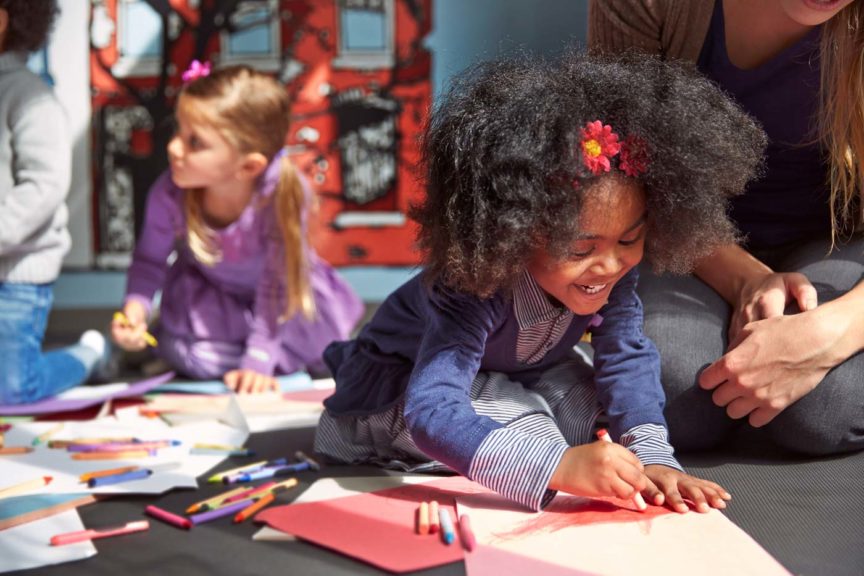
[113,311,158,347]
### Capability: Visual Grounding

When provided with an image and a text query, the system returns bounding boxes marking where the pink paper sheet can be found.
[458,492,792,576]
[0,372,175,416]
[256,476,485,573]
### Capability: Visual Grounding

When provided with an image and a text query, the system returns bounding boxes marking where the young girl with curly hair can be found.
[112,64,363,393]
[314,52,766,511]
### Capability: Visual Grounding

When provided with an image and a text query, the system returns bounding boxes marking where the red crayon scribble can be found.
[490,497,674,543]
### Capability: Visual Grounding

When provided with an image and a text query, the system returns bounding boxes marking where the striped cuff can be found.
[467,427,569,511]
[619,423,683,471]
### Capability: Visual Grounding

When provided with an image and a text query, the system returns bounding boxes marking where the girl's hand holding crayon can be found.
[641,464,731,514]
[224,369,278,394]
[548,441,648,503]
[111,301,151,352]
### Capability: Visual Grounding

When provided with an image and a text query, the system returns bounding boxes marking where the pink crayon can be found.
[145,505,192,530]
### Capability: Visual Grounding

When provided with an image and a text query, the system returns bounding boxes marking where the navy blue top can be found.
[698,1,832,249]
[323,267,667,478]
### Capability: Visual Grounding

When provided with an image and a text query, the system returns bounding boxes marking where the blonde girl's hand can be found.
[549,441,647,502]
[642,464,731,513]
[110,301,149,352]
[224,369,279,394]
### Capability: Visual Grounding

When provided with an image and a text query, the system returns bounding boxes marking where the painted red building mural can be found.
[89,0,431,268]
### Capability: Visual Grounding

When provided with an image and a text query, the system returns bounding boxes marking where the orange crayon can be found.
[417,501,430,535]
[0,446,34,455]
[79,466,140,483]
[71,450,153,460]
[233,493,275,523]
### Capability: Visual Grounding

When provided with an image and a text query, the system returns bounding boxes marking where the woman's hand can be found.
[549,441,647,502]
[727,271,817,343]
[110,301,149,351]
[642,465,731,513]
[224,369,278,394]
[700,304,848,427]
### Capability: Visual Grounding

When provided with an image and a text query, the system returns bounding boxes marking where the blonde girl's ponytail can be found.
[274,154,315,321]
[185,188,221,266]
[820,4,864,244]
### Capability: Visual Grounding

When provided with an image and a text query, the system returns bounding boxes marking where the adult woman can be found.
[588,0,864,455]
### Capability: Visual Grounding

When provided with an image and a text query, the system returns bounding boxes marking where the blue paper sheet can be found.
[150,371,313,395]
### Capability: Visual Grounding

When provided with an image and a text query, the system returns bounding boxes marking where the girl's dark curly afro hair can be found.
[411,51,767,298]
[0,0,59,53]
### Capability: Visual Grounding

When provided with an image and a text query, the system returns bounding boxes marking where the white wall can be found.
[52,0,93,268]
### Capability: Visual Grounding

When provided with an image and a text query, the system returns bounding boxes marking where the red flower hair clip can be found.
[579,121,650,177]
[182,59,211,84]
[580,121,621,175]
[619,135,650,177]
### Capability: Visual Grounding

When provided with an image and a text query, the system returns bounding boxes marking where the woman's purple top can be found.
[698,1,831,249]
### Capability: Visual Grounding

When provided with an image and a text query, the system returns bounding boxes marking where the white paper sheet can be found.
[0,509,96,573]
[0,396,249,496]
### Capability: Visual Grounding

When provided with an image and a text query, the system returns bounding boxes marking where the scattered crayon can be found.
[459,513,476,551]
[439,507,455,545]
[417,502,430,535]
[145,505,192,530]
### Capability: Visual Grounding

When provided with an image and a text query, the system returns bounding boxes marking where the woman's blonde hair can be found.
[820,2,864,243]
[178,65,314,320]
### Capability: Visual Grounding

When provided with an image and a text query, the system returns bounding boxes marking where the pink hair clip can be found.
[182,59,211,84]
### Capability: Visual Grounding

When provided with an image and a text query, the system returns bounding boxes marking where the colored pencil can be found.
[0,476,52,499]
[32,422,64,446]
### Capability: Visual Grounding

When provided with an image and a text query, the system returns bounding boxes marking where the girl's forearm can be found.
[693,244,773,305]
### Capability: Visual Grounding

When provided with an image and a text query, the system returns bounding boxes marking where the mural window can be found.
[112,0,163,78]
[220,0,281,71]
[334,0,394,69]
[332,92,404,229]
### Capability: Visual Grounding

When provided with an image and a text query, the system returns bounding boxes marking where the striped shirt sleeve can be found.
[468,427,569,511]
[619,423,682,471]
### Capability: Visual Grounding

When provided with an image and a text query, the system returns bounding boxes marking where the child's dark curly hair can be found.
[0,0,59,53]
[411,51,767,297]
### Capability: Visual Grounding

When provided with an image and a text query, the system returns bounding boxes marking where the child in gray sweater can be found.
[0,0,106,404]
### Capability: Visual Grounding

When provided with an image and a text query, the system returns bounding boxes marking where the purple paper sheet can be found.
[0,372,176,416]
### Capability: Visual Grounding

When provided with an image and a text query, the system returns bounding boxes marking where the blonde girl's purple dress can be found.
[124,155,364,378]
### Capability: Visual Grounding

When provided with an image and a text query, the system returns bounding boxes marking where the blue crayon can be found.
[222,458,288,484]
[189,448,256,457]
[87,468,153,488]
[439,507,455,545]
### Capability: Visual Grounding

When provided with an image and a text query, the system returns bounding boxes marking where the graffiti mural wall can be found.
[89,0,432,268]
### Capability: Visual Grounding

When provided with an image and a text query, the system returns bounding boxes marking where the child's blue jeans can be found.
[0,282,92,405]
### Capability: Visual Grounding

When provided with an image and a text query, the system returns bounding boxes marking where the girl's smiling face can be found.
[527,177,647,315]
